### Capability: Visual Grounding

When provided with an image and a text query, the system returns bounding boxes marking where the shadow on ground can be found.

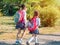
[43,41,60,45]
[0,42,12,45]
[0,41,60,45]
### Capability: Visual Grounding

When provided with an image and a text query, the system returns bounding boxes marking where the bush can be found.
[40,5,59,27]
[26,2,58,27]
[0,12,3,17]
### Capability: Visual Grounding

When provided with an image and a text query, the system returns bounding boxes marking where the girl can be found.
[27,11,40,45]
[14,4,27,44]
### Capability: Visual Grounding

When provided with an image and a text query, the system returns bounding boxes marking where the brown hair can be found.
[34,11,39,16]
[21,4,26,9]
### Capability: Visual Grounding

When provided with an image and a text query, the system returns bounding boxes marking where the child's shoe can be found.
[15,40,19,44]
[19,40,22,45]
[26,42,30,45]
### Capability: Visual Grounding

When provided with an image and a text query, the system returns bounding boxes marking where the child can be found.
[26,11,40,45]
[14,4,27,44]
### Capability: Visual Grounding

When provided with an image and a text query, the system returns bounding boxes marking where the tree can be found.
[2,0,28,16]
[0,0,3,9]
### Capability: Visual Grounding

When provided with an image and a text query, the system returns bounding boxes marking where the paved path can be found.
[0,34,60,45]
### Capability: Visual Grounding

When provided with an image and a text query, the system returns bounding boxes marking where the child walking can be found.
[14,4,27,44]
[26,11,40,45]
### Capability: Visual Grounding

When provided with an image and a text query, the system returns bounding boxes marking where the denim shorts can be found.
[29,29,39,34]
[16,22,25,30]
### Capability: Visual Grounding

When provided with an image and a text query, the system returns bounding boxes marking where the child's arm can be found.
[36,18,41,27]
[38,18,41,26]
[23,11,27,27]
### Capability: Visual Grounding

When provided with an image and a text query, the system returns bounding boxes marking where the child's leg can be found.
[27,34,35,43]
[16,28,21,40]
[35,34,38,43]
[19,29,26,43]
[19,24,26,41]
[34,34,39,45]
[16,28,21,44]
[20,30,26,39]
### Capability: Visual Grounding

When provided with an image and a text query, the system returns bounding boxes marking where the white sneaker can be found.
[19,40,22,43]
[26,42,30,45]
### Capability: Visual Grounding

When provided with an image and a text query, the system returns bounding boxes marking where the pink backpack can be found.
[28,16,38,32]
[18,10,25,23]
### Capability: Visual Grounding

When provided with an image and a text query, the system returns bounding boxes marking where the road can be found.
[0,34,60,45]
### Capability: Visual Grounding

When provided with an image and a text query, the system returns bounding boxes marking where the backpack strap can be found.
[18,10,24,23]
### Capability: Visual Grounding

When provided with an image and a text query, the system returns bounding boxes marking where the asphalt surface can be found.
[0,34,60,45]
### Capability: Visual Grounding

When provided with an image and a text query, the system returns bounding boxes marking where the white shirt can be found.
[36,17,41,27]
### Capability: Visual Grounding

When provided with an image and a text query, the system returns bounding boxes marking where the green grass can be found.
[0,16,60,40]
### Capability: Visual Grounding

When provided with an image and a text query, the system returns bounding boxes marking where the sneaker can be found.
[19,40,22,43]
[19,40,22,45]
[15,40,19,44]
[26,42,30,45]
[35,43,39,45]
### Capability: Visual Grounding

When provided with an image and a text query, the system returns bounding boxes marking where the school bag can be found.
[18,10,25,23]
[14,11,20,23]
[14,10,25,24]
[28,16,38,32]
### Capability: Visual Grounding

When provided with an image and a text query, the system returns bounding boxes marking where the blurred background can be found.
[0,0,60,40]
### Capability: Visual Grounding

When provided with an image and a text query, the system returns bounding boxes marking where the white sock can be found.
[28,37,34,43]
[19,38,22,43]
[35,36,38,43]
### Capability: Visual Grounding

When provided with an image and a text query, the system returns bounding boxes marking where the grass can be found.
[0,16,60,40]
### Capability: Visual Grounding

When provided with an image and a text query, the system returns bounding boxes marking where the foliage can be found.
[2,0,28,16]
[40,6,59,27]
[26,0,60,26]
[0,0,60,26]
[0,12,3,17]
